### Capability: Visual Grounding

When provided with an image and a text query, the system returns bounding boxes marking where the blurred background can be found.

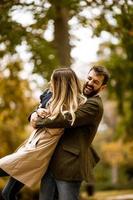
[0,0,133,199]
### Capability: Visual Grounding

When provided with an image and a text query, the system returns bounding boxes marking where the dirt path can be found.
[107,194,133,200]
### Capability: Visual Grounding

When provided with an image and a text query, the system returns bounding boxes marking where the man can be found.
[30,66,110,200]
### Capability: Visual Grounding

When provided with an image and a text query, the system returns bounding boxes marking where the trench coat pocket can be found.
[63,145,80,156]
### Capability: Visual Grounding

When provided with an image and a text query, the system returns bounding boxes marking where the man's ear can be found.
[100,84,107,91]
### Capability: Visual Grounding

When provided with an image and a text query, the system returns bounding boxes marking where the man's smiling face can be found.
[83,69,105,97]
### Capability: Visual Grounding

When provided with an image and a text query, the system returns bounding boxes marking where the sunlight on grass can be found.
[80,190,133,200]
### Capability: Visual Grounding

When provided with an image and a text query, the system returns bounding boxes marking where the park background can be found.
[0,0,133,199]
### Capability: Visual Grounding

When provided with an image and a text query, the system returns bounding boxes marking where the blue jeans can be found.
[0,168,24,200]
[39,171,81,200]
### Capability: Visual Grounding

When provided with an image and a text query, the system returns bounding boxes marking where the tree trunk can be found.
[111,164,118,184]
[54,5,71,67]
[125,98,133,141]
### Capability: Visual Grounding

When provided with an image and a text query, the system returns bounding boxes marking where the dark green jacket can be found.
[35,95,103,183]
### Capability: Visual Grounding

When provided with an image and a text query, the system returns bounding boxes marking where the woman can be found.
[0,68,86,200]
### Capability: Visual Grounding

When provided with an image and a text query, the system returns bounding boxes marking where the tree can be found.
[82,0,133,140]
[101,141,124,184]
[0,0,90,79]
[0,60,35,155]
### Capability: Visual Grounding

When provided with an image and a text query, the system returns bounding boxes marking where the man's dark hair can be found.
[89,65,110,85]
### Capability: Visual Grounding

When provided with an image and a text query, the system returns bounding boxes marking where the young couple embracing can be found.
[0,66,110,200]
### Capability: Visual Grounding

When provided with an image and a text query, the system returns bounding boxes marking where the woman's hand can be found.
[30,108,49,128]
[30,112,38,128]
[36,108,49,118]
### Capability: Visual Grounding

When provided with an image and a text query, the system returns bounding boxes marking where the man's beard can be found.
[83,85,101,98]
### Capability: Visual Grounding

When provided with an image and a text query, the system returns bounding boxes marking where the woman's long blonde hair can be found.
[47,68,86,125]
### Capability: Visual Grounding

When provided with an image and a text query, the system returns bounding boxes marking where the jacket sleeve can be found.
[34,98,100,129]
[28,89,51,121]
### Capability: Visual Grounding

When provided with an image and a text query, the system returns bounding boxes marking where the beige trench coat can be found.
[0,127,64,188]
